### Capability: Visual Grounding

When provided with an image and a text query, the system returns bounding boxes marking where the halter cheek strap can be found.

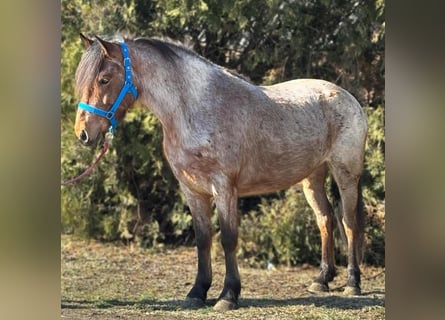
[78,42,138,133]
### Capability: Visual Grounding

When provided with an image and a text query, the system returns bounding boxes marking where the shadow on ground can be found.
[62,291,384,312]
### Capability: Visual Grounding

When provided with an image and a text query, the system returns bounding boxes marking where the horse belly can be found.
[237,149,325,197]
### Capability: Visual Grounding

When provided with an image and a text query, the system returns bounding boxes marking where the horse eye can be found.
[99,78,109,85]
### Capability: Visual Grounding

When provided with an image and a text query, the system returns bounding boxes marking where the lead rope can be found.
[62,130,114,186]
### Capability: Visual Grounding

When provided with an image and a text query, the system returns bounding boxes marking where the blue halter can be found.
[78,42,138,133]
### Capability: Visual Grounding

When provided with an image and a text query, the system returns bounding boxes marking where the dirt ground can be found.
[61,235,385,319]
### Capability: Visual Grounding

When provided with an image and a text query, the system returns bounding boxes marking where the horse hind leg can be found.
[329,155,365,296]
[302,164,337,293]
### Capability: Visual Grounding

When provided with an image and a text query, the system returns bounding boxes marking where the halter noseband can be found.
[78,42,138,133]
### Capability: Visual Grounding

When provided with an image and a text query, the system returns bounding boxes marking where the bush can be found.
[362,105,385,266]
[237,188,320,268]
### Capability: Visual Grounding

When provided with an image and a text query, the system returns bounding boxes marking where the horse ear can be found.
[80,33,93,48]
[94,35,121,59]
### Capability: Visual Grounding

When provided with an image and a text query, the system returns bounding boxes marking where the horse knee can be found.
[220,231,238,252]
[218,212,239,252]
[195,228,212,248]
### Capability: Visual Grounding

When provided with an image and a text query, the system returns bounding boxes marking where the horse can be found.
[72,34,367,311]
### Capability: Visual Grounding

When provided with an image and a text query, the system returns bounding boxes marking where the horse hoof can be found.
[213,299,238,312]
[343,286,361,296]
[183,297,206,309]
[308,282,329,293]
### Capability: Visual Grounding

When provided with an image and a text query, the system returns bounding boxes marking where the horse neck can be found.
[130,43,212,135]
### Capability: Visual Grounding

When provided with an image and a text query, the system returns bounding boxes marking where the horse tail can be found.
[331,177,365,261]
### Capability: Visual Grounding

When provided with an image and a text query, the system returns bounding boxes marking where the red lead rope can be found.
[62,133,113,186]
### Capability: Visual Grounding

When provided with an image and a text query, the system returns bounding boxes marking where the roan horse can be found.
[73,34,367,311]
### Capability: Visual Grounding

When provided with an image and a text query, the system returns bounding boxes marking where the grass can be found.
[61,235,385,319]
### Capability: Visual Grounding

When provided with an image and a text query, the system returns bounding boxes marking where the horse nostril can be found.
[79,129,89,144]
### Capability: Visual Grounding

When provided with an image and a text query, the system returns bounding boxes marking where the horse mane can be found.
[133,37,252,84]
[133,37,182,64]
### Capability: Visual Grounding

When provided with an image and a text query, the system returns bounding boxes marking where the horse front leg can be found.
[213,180,240,311]
[182,189,214,309]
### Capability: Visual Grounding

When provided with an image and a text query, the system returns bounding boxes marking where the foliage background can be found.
[61,0,385,267]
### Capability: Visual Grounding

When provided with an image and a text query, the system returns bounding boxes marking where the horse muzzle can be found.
[78,128,103,147]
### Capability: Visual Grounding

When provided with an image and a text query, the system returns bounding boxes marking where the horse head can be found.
[74,34,137,146]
